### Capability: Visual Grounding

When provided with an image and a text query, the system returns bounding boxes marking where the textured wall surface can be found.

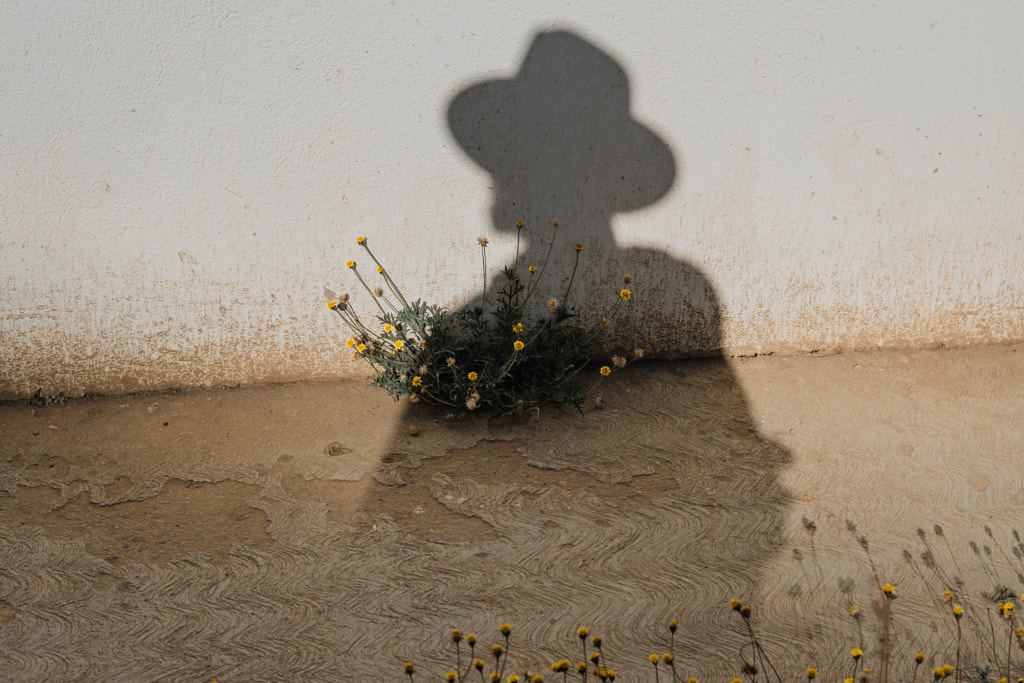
[2,2,1023,398]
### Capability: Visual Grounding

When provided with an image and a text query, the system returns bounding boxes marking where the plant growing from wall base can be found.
[327,222,640,416]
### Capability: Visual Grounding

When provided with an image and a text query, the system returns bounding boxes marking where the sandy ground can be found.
[2,344,1024,682]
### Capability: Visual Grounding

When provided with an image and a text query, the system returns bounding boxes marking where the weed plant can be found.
[398,524,1024,682]
[327,221,640,416]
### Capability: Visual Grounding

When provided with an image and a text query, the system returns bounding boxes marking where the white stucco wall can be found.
[2,1,1023,398]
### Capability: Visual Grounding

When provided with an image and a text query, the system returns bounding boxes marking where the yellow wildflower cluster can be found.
[332,225,640,417]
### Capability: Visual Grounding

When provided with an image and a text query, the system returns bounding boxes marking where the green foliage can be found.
[973,664,994,683]
[327,225,639,416]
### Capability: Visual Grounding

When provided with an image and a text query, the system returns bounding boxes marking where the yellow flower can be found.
[807,669,818,679]
[327,300,337,309]
[356,236,366,244]
[733,679,743,683]
[412,376,422,387]
[620,289,631,300]
[492,643,503,657]
[468,371,478,381]
[467,634,476,645]
[649,654,659,664]
[577,627,589,639]
[447,673,457,682]
[356,343,366,353]
[668,620,678,632]
[532,676,543,683]
[688,679,698,683]
[514,341,525,351]
[529,265,537,273]
[376,266,383,274]
[634,348,644,358]
[516,220,524,228]
[600,366,611,376]
[346,338,355,348]
[490,675,500,683]
[405,663,415,674]
[474,659,484,670]
[346,260,355,268]
[477,236,488,246]
[512,323,523,333]
[576,663,586,673]
[384,324,393,333]
[590,653,600,663]
[548,298,559,310]
[883,583,896,596]
[574,242,583,251]
[729,599,742,610]
[942,665,954,677]
[916,653,925,663]
[663,654,674,665]
[394,340,404,350]
[623,274,631,283]
[592,636,602,647]
[500,623,511,636]
[953,605,963,618]
[507,676,519,683]
[852,648,863,658]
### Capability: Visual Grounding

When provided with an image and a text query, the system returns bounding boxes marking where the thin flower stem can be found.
[955,622,961,683]
[514,225,522,272]
[481,243,488,304]
[499,634,510,680]
[560,250,580,309]
[522,222,560,307]
[1007,617,1013,683]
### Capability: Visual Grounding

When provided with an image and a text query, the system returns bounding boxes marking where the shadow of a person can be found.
[337,30,795,678]
[447,30,721,357]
